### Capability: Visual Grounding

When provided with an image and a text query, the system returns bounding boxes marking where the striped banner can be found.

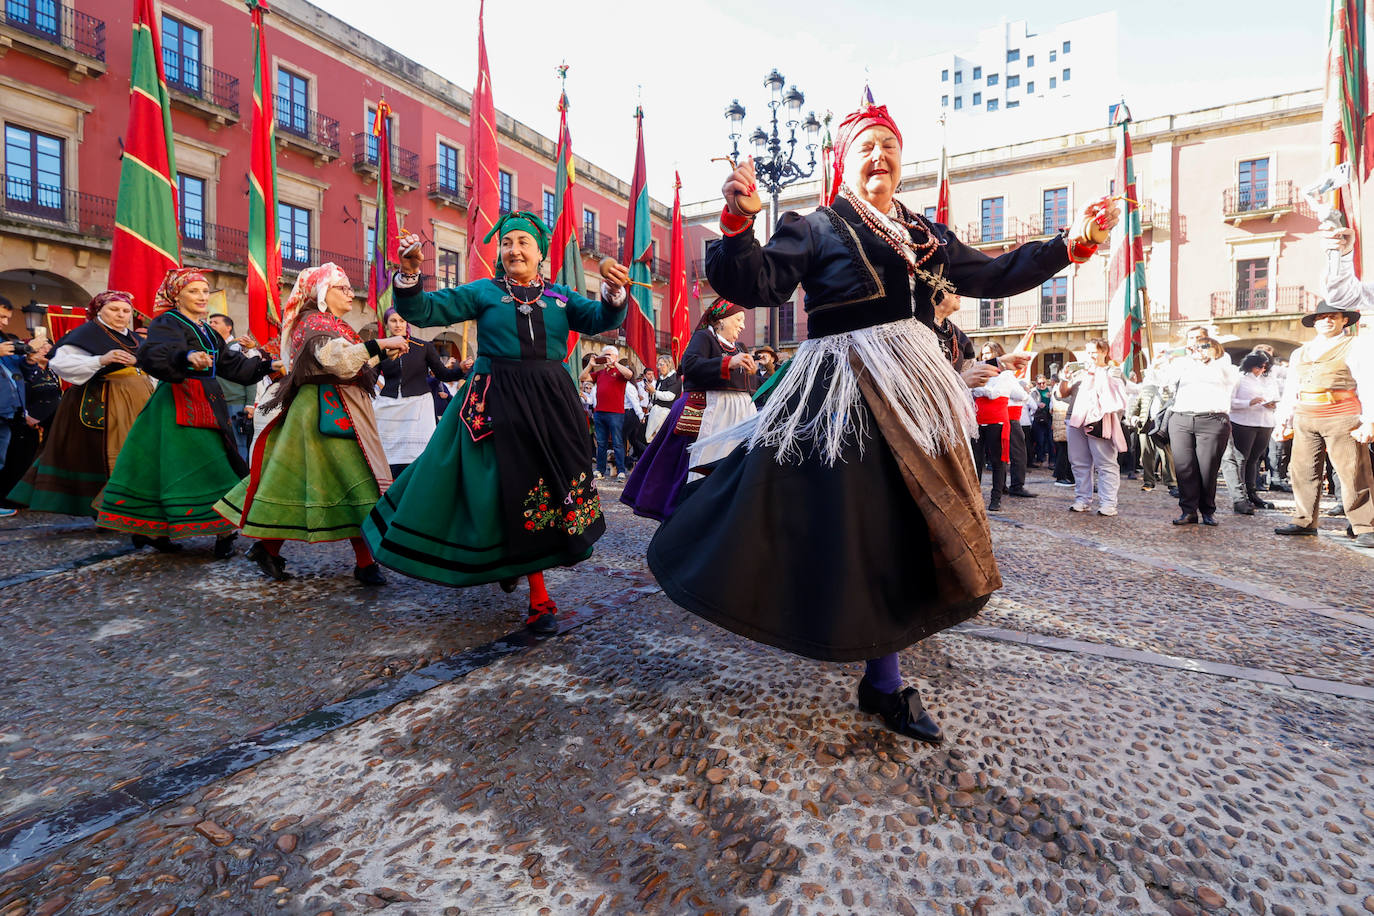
[465,0,499,283]
[668,172,688,364]
[246,0,281,343]
[1106,103,1147,378]
[108,0,179,319]
[367,100,398,335]
[621,106,657,370]
[1324,0,1374,275]
[549,79,587,376]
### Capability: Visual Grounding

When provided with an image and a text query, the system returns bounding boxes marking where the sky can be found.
[320,0,1328,207]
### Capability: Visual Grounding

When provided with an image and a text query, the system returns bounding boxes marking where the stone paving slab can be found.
[2,591,1370,915]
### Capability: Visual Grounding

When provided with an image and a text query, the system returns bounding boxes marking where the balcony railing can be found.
[180,221,248,266]
[581,229,618,259]
[350,134,420,186]
[0,1,105,62]
[164,57,240,117]
[279,244,367,287]
[1210,286,1319,317]
[1222,180,1302,218]
[275,98,339,156]
[1,175,115,239]
[970,297,1108,331]
[498,194,537,217]
[427,164,468,207]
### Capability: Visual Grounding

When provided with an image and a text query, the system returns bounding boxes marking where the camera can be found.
[4,338,32,356]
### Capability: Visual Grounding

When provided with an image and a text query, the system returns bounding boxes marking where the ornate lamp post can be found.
[724,70,821,348]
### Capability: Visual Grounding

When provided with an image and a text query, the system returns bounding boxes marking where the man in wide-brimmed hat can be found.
[1273,227,1374,547]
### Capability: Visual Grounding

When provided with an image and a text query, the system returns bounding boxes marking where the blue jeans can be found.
[0,419,13,473]
[593,410,625,476]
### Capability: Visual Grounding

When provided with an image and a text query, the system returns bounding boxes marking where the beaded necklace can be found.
[96,319,139,353]
[500,276,546,314]
[840,185,945,273]
[167,309,220,374]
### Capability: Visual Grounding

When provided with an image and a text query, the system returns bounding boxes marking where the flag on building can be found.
[1324,0,1374,275]
[935,113,951,225]
[1106,102,1147,377]
[367,100,399,334]
[246,0,281,344]
[549,73,586,372]
[108,0,180,319]
[465,0,499,283]
[668,172,689,364]
[621,106,657,369]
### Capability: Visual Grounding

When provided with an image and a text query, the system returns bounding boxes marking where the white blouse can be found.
[1230,372,1278,427]
[1164,357,1239,414]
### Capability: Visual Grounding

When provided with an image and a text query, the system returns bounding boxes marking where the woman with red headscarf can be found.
[7,291,155,515]
[648,101,1118,744]
[96,268,276,556]
[215,264,410,584]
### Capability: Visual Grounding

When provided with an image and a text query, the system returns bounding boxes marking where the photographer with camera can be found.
[579,344,634,480]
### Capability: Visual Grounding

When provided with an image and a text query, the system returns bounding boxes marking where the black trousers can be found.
[1053,441,1074,482]
[1008,422,1028,489]
[1230,423,1272,501]
[973,423,1006,498]
[1168,411,1230,516]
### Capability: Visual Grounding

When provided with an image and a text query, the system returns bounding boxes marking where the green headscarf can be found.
[485,211,552,277]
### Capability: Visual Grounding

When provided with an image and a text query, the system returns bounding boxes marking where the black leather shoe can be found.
[1200,514,1219,526]
[1007,487,1037,498]
[353,563,386,586]
[1274,523,1318,536]
[857,677,942,744]
[1355,532,1374,548]
[1172,513,1198,526]
[987,498,1002,512]
[1269,481,1291,492]
[1232,499,1255,516]
[1249,495,1276,510]
[498,577,519,593]
[1325,504,1346,517]
[212,533,237,559]
[526,600,558,635]
[132,534,182,553]
[246,541,291,580]
[1168,486,1180,498]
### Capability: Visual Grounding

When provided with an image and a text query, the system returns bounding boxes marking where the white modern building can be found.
[911,13,1121,155]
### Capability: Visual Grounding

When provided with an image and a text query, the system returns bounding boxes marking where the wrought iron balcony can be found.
[1,174,114,240]
[427,164,468,208]
[350,134,420,188]
[274,99,339,161]
[164,57,239,124]
[1210,285,1319,317]
[580,229,619,259]
[1221,180,1305,222]
[279,243,366,287]
[0,1,106,79]
[969,296,1108,331]
[180,221,248,267]
[497,194,536,216]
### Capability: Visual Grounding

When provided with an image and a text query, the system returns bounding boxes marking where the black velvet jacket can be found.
[705,197,1073,338]
[138,310,273,474]
[679,328,756,393]
[377,337,467,399]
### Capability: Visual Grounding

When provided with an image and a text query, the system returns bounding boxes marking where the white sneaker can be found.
[0,507,16,518]
[1069,502,1090,513]
[1097,506,1118,517]
[1053,480,1075,487]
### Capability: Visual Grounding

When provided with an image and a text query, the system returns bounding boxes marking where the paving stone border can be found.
[0,583,662,875]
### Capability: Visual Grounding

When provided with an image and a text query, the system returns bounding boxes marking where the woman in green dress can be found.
[214,263,410,584]
[363,213,629,633]
[95,269,275,556]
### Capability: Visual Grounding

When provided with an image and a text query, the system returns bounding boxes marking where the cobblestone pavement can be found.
[0,467,1371,915]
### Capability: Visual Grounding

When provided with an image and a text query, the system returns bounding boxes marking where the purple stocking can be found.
[863,653,903,694]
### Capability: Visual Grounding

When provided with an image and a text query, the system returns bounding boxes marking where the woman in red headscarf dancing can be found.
[214,264,411,584]
[96,268,277,557]
[648,102,1117,743]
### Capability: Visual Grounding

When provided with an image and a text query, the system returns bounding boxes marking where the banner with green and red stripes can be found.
[247,0,282,343]
[107,0,180,319]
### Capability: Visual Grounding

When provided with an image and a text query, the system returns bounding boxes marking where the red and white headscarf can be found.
[826,104,904,207]
[280,262,350,335]
[155,268,209,312]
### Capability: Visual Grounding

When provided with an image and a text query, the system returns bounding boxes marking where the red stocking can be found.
[527,571,551,607]
[350,536,375,567]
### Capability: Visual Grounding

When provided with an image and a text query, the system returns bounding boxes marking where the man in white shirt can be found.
[1272,228,1374,547]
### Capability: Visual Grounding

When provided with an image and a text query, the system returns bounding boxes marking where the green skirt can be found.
[214,384,379,542]
[95,384,240,539]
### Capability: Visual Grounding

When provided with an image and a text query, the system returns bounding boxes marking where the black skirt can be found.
[646,366,986,663]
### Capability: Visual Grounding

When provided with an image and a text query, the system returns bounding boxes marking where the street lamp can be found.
[722,71,822,349]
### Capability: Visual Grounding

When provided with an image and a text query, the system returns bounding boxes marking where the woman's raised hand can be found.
[599,258,629,292]
[721,157,761,218]
[379,335,411,355]
[398,233,424,274]
[1078,198,1122,244]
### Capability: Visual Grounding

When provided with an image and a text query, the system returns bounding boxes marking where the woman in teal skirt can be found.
[214,263,410,584]
[363,213,629,633]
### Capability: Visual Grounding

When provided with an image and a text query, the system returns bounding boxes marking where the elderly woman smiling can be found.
[647,100,1119,744]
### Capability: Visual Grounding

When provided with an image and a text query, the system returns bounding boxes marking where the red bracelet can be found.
[719,206,755,237]
[1068,238,1098,263]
